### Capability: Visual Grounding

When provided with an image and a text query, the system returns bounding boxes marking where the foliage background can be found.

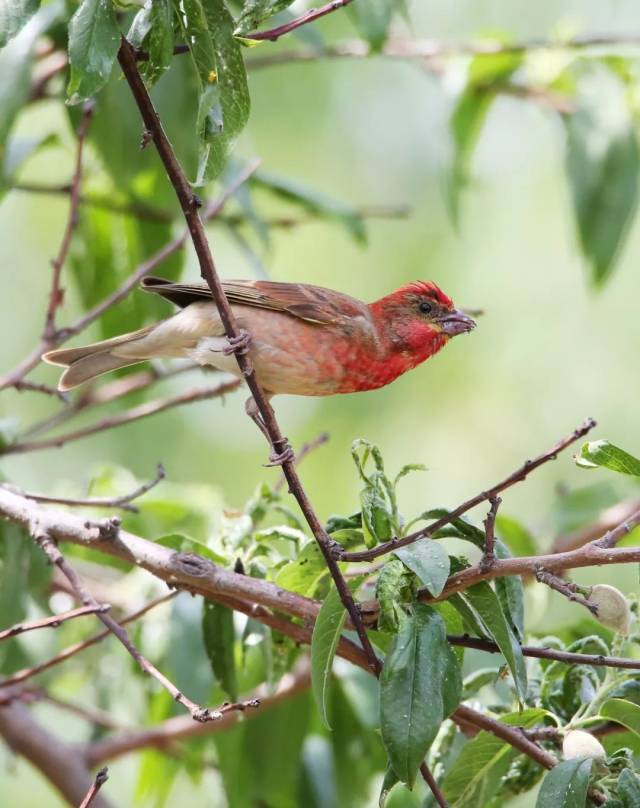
[2,0,640,805]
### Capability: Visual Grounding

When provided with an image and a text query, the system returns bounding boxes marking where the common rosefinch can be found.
[44,276,474,457]
[44,276,475,394]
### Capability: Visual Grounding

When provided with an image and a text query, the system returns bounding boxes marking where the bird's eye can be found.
[419,301,433,315]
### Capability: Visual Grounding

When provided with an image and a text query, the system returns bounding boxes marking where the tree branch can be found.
[2,380,241,455]
[116,36,382,689]
[0,592,177,690]
[1,464,165,513]
[447,635,640,671]
[78,767,109,808]
[0,163,258,393]
[341,417,596,562]
[245,0,354,42]
[0,700,113,808]
[0,605,110,643]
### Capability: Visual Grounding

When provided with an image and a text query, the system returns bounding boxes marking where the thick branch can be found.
[342,418,596,562]
[0,700,113,808]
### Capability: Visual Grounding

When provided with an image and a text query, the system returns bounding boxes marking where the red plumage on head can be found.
[402,281,453,308]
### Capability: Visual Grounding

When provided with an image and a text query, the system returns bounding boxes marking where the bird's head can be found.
[372,281,476,355]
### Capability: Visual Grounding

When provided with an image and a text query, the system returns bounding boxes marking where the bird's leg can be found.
[222,329,251,356]
[244,396,295,467]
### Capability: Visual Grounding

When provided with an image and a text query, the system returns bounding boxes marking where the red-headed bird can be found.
[43,276,475,454]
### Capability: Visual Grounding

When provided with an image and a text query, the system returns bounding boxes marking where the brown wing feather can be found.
[140,276,366,325]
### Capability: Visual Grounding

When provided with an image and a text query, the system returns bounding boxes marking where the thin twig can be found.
[480,496,501,570]
[117,36,383,685]
[44,103,94,342]
[2,464,165,513]
[2,381,241,455]
[534,569,598,615]
[420,762,450,807]
[246,34,640,70]
[0,165,258,393]
[453,704,557,769]
[0,592,177,690]
[0,605,110,643]
[78,767,109,808]
[13,379,69,402]
[341,418,597,562]
[20,364,200,440]
[31,533,229,723]
[447,635,640,670]
[245,0,354,42]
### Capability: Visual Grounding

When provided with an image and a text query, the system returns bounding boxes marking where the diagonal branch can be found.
[78,767,109,808]
[341,417,597,562]
[30,531,228,722]
[0,605,110,643]
[0,163,258,393]
[116,36,382,684]
[245,0,354,42]
[0,592,177,690]
[2,380,241,455]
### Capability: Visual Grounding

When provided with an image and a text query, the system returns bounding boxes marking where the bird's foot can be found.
[223,330,251,356]
[264,439,295,467]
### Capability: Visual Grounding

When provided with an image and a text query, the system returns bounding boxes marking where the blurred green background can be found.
[2,1,640,805]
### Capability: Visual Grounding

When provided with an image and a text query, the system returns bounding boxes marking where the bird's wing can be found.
[140,276,366,326]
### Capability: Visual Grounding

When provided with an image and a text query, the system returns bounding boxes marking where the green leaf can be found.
[253,171,368,244]
[378,764,400,807]
[0,0,38,48]
[448,52,522,221]
[496,515,537,557]
[442,708,548,807]
[494,541,525,640]
[535,758,592,807]
[376,557,415,634]
[463,582,527,701]
[619,768,640,807]
[565,70,639,285]
[234,0,295,35]
[395,540,450,598]
[143,0,174,86]
[311,583,347,729]
[576,439,640,476]
[202,600,238,700]
[0,4,59,150]
[361,487,394,547]
[275,540,326,596]
[67,0,121,104]
[348,0,405,52]
[601,698,640,738]
[380,604,461,787]
[173,0,250,184]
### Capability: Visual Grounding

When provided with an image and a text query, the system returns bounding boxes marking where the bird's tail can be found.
[43,324,157,391]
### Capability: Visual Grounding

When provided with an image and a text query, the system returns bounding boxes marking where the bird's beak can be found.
[438,309,476,336]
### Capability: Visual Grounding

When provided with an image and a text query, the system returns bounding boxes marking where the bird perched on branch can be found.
[44,276,475,456]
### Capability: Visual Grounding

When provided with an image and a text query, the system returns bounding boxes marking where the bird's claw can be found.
[223,330,251,356]
[264,440,295,467]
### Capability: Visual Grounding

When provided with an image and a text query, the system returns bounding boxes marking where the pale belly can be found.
[184,305,405,397]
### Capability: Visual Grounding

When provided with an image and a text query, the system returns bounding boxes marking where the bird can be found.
[43,276,475,460]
